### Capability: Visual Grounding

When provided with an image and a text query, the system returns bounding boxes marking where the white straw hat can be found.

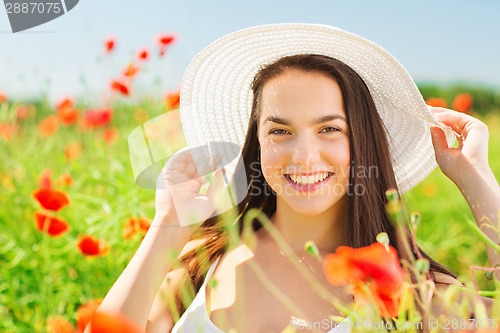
[180,23,455,193]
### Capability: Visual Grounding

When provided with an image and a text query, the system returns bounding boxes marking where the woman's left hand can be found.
[430,107,500,282]
[428,107,490,185]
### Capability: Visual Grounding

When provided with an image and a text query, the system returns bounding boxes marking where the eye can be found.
[268,129,290,135]
[319,126,341,133]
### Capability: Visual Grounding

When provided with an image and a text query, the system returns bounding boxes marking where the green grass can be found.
[418,83,500,114]
[0,99,499,332]
[0,99,161,332]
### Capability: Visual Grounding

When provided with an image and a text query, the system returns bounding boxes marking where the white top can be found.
[171,257,351,333]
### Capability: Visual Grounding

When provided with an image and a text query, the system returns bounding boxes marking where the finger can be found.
[164,149,202,182]
[164,147,195,172]
[427,106,448,114]
[183,160,201,179]
[164,154,189,174]
[434,111,489,154]
[164,169,190,185]
[164,160,187,175]
[433,110,473,136]
[165,171,205,189]
[430,126,452,155]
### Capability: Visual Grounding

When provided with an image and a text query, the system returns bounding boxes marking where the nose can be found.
[292,139,320,167]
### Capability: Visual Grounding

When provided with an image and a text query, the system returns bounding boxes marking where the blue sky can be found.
[0,0,499,102]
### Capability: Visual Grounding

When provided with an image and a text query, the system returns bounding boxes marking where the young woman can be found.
[93,24,500,332]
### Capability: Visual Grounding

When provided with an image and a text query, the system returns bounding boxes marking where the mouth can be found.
[284,172,333,187]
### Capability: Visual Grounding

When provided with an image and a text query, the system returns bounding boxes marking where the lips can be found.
[284,172,334,192]
[286,172,332,185]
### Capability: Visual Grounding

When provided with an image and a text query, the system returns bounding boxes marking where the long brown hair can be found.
[172,54,455,318]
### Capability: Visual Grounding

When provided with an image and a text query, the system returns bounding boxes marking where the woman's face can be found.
[257,69,351,216]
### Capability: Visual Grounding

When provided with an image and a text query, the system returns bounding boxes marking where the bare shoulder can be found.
[179,237,209,256]
[146,238,207,332]
[432,272,462,287]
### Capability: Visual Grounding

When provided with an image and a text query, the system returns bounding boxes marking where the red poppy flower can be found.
[0,122,16,141]
[123,63,140,77]
[56,98,74,111]
[105,36,116,54]
[137,48,149,61]
[34,211,70,237]
[110,80,130,96]
[64,142,82,162]
[39,115,59,137]
[83,108,113,129]
[76,299,103,332]
[103,127,118,145]
[46,316,75,333]
[323,243,406,318]
[123,216,151,240]
[57,107,80,126]
[425,97,448,108]
[452,93,473,114]
[16,104,36,121]
[0,92,6,103]
[165,90,180,110]
[39,169,53,190]
[87,312,142,333]
[77,235,110,257]
[33,188,70,211]
[158,33,176,47]
[56,98,78,125]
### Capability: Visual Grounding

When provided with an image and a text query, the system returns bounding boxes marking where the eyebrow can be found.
[263,114,347,126]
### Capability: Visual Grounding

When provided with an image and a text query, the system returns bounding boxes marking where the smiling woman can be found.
[91,24,500,332]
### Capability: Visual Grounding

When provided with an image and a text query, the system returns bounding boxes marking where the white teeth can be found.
[288,172,331,185]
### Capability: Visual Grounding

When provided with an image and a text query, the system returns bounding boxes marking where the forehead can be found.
[259,69,345,120]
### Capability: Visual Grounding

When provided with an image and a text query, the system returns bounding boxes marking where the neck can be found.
[268,196,349,255]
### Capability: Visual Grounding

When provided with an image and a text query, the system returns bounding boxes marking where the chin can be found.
[284,196,347,217]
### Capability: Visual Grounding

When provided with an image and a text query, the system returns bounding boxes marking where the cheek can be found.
[339,147,351,167]
[324,139,351,174]
[336,146,351,180]
[260,147,286,180]
[259,137,292,181]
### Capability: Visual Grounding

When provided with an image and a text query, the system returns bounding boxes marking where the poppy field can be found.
[1,35,500,332]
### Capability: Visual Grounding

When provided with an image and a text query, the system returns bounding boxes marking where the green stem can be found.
[464,218,500,253]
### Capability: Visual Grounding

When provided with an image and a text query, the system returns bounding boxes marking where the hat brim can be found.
[180,23,455,193]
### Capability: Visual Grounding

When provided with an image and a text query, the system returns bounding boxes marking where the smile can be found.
[285,172,333,188]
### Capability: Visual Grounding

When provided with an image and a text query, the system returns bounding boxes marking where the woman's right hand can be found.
[153,147,225,231]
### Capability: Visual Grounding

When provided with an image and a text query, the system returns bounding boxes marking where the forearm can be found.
[456,166,500,268]
[93,220,188,330]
